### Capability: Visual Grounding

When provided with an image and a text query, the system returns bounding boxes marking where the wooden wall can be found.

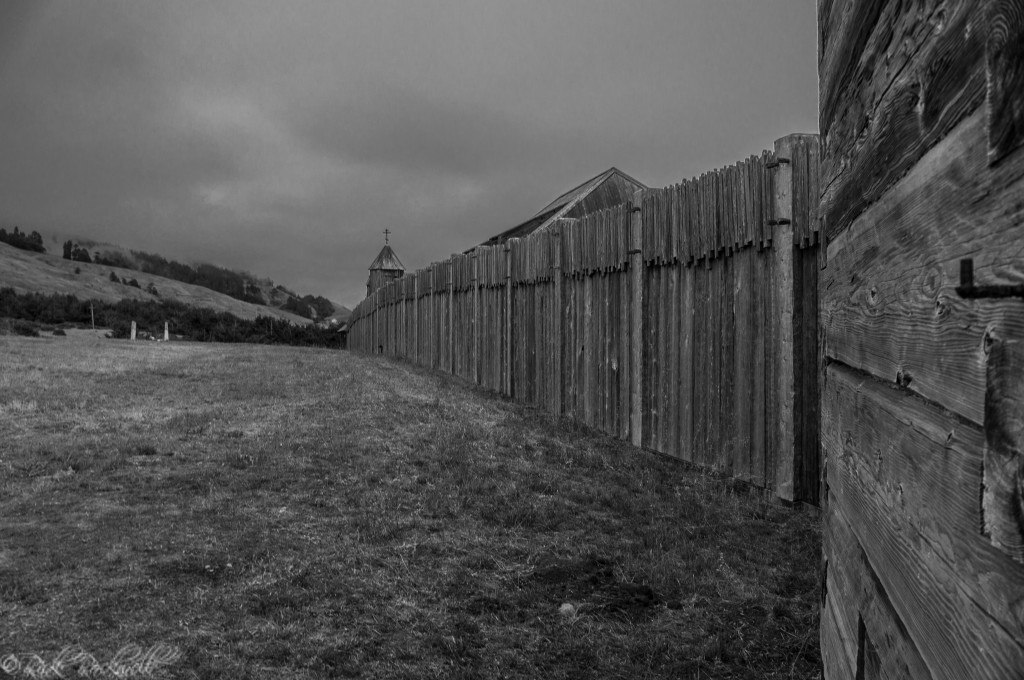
[349,134,821,503]
[818,1,1024,677]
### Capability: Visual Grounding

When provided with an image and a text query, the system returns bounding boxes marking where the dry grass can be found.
[0,333,821,679]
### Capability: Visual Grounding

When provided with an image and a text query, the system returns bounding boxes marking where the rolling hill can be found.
[0,241,314,325]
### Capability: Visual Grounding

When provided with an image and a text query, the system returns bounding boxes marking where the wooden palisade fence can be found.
[349,133,821,504]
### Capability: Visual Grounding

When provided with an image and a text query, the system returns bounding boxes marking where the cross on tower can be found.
[383,229,391,244]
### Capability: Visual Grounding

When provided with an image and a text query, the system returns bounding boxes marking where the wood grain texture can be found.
[983,335,1024,563]
[630,197,643,448]
[823,500,933,680]
[733,248,752,479]
[987,0,1024,163]
[679,263,695,463]
[772,135,797,502]
[824,108,1024,426]
[824,363,1024,678]
[820,0,987,241]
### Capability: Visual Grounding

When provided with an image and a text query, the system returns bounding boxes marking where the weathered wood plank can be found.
[656,264,668,453]
[820,0,987,241]
[982,334,1024,563]
[733,247,752,480]
[772,135,797,501]
[824,108,1024,426]
[630,197,643,447]
[667,262,680,458]
[720,256,735,473]
[762,244,776,490]
[679,263,695,463]
[823,499,933,679]
[796,245,820,504]
[986,0,1024,163]
[552,230,562,416]
[711,261,721,467]
[825,362,1024,668]
[819,579,858,680]
[642,267,654,448]
[693,265,707,466]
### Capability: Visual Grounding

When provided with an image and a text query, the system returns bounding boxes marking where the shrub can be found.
[11,319,39,337]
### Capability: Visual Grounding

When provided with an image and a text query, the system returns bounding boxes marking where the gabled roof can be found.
[368,244,405,272]
[479,167,646,247]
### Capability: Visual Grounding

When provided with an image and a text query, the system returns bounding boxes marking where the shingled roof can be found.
[368,244,405,272]
[479,167,646,247]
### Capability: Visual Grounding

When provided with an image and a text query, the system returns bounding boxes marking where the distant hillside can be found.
[0,241,313,325]
[52,236,350,322]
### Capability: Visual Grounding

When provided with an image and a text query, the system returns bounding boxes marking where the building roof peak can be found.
[369,243,405,272]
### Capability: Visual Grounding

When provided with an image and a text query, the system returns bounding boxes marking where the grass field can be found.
[0,333,821,679]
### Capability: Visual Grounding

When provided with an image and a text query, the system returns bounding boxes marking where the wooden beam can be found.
[772,134,797,502]
[552,227,563,416]
[448,260,454,374]
[504,242,512,396]
[472,251,479,384]
[629,192,644,447]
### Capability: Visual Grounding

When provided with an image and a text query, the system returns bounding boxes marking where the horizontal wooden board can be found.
[824,363,1024,677]
[823,500,933,679]
[824,108,1024,426]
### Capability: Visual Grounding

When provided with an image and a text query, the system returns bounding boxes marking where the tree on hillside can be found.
[63,241,74,260]
[0,226,46,253]
[93,250,134,268]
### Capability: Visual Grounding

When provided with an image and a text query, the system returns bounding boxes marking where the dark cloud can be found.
[0,0,818,306]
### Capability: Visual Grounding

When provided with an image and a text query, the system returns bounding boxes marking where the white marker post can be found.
[130,321,137,341]
[164,322,169,341]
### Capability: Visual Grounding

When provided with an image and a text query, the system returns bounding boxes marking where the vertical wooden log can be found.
[734,248,753,480]
[414,274,420,366]
[629,192,644,447]
[772,134,797,502]
[504,242,512,397]
[552,227,563,416]
[680,263,695,462]
[448,261,455,374]
[472,252,479,384]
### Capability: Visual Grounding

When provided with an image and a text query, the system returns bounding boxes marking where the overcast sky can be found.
[0,1,818,306]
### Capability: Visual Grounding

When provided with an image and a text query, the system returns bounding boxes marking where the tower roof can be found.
[369,244,405,272]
